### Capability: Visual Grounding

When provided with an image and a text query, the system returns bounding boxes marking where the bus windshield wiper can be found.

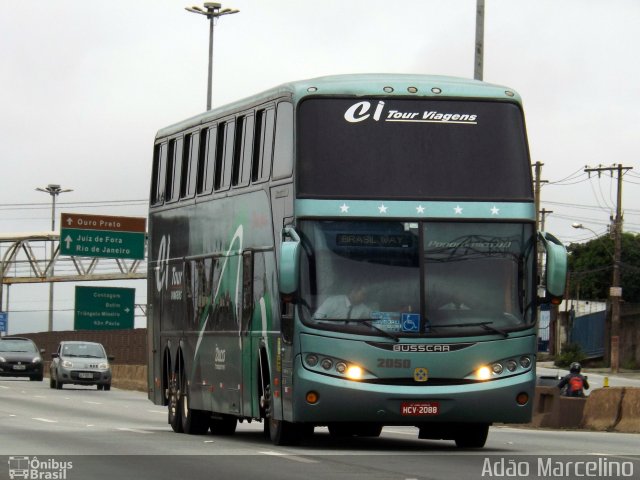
[313,317,399,342]
[430,321,509,338]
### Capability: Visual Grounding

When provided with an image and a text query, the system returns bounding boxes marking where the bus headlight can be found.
[303,353,373,381]
[345,365,363,380]
[476,366,492,380]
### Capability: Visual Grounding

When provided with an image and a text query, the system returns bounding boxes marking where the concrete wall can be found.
[531,385,640,433]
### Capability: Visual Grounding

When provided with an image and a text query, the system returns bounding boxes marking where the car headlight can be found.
[62,360,73,368]
[98,362,110,370]
[0,356,6,363]
[32,357,42,364]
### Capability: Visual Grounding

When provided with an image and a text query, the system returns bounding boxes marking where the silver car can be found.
[50,341,113,390]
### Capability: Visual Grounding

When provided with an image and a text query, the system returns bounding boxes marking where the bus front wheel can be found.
[264,385,302,446]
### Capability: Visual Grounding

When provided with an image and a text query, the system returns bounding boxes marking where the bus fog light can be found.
[519,356,531,369]
[321,359,333,370]
[335,362,347,374]
[477,366,491,380]
[305,354,318,367]
[492,363,504,375]
[516,392,529,405]
[306,391,319,404]
[346,365,362,380]
[506,360,518,372]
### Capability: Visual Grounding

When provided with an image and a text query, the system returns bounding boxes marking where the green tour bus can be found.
[147,74,567,447]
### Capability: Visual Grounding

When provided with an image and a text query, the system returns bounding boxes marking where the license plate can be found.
[401,401,440,416]
[79,372,94,379]
[12,365,26,371]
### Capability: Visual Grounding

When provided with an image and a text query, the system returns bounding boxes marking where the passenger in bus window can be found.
[314,284,372,320]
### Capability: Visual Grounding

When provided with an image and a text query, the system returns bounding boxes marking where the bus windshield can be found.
[298,220,535,338]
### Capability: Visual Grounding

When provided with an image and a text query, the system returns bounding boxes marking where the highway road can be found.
[1,378,638,480]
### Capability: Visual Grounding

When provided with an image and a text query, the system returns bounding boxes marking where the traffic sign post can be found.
[74,286,135,330]
[60,213,146,260]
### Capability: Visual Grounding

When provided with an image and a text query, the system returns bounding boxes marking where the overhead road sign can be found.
[74,286,135,330]
[60,213,146,260]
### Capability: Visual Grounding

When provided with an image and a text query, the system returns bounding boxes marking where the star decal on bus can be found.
[378,204,388,214]
[454,205,463,214]
[491,206,500,215]
[416,205,426,214]
[339,203,350,213]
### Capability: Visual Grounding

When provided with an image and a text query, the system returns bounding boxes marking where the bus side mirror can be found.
[538,231,568,305]
[279,226,301,297]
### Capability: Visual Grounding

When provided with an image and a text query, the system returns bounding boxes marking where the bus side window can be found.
[252,107,275,183]
[232,115,253,188]
[166,137,183,203]
[203,126,217,194]
[272,102,294,180]
[241,251,254,333]
[181,132,199,199]
[214,121,234,191]
[151,142,167,205]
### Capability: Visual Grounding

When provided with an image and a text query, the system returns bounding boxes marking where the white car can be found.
[50,341,113,390]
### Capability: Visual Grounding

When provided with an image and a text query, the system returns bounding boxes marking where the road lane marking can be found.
[147,409,166,414]
[0,385,10,389]
[117,427,152,434]
[83,401,103,405]
[259,451,318,464]
[32,418,57,423]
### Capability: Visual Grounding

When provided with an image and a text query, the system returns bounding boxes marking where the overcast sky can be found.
[1,0,639,334]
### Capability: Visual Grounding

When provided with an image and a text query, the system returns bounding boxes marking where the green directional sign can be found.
[74,286,135,330]
[60,213,146,260]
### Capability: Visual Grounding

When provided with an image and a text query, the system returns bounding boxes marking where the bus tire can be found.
[168,374,183,433]
[180,375,209,435]
[264,385,302,446]
[454,424,489,448]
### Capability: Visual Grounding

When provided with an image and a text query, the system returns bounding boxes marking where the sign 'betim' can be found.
[60,213,146,260]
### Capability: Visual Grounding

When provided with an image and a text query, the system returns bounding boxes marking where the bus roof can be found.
[155,73,522,139]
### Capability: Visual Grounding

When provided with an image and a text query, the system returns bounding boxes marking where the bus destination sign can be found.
[60,213,146,260]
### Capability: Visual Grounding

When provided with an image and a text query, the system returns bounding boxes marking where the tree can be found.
[567,232,640,302]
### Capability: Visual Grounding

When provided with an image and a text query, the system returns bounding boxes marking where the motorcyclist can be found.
[557,362,590,397]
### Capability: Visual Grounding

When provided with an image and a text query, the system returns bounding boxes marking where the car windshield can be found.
[62,344,105,358]
[0,340,37,353]
[298,220,535,338]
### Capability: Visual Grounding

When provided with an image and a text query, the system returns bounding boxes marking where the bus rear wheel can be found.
[168,374,183,433]
[180,374,209,435]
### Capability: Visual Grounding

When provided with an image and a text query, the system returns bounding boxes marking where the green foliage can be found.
[567,232,640,302]
[554,343,586,368]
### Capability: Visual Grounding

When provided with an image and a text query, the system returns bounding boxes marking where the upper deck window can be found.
[297,98,532,201]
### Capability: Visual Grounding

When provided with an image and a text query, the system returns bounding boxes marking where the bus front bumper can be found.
[291,359,534,425]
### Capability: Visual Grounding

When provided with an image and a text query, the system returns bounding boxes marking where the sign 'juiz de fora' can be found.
[60,213,146,260]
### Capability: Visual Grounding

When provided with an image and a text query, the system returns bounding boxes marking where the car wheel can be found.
[104,384,111,391]
[49,377,56,389]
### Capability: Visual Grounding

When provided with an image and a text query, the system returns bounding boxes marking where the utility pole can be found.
[532,161,548,233]
[539,208,553,232]
[474,0,485,81]
[584,164,632,372]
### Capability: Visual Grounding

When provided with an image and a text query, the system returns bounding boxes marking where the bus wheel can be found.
[180,375,209,435]
[209,415,237,435]
[264,385,302,446]
[454,424,489,448]
[168,374,183,433]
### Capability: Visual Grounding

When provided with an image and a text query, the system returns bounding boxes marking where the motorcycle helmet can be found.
[569,362,582,374]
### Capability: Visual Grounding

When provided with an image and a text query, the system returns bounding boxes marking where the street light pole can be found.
[36,184,73,332]
[185,2,239,111]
